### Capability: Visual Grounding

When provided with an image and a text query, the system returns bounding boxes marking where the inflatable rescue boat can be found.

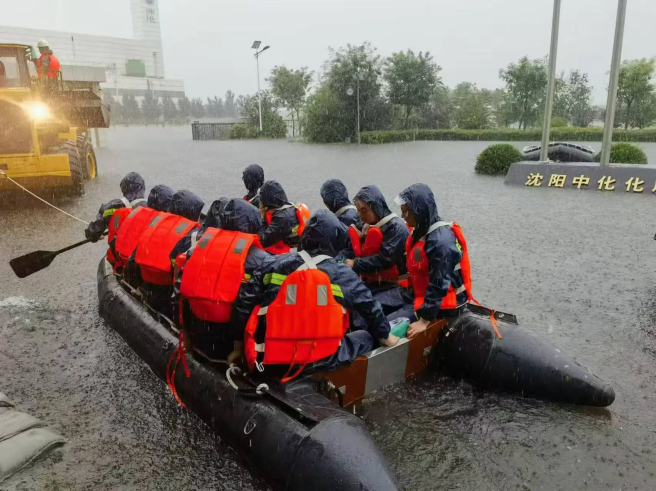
[522,142,595,163]
[98,258,615,490]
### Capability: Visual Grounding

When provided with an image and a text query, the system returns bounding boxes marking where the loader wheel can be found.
[52,140,85,196]
[77,135,97,179]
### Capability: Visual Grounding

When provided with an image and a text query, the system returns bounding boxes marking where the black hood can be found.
[242,164,264,194]
[299,209,347,257]
[259,180,289,209]
[203,197,230,230]
[221,199,262,234]
[320,179,352,212]
[170,190,205,222]
[354,185,391,222]
[397,183,440,242]
[147,184,174,212]
[120,172,145,201]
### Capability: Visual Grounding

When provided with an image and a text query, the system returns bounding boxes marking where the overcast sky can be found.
[5,0,656,103]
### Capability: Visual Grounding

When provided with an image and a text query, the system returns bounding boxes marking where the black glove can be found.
[85,228,101,243]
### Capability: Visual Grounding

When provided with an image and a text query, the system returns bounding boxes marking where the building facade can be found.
[0,0,184,102]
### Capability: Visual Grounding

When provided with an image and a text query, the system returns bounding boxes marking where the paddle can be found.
[10,238,94,278]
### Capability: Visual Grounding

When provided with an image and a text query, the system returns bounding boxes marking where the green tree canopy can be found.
[616,58,656,129]
[452,82,490,130]
[268,65,313,132]
[241,90,286,138]
[384,50,441,128]
[162,96,179,122]
[499,56,547,129]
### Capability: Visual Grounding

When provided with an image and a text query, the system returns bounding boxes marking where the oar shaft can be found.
[56,238,93,255]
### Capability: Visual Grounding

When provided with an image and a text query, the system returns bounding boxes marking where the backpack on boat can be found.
[244,251,347,382]
[135,212,199,285]
[179,229,262,324]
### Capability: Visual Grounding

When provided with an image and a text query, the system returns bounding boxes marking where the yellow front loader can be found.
[0,43,109,195]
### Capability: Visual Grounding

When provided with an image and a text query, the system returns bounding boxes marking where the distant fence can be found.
[191,121,236,140]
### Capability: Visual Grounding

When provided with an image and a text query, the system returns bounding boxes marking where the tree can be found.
[480,88,508,127]
[121,94,141,123]
[384,50,441,128]
[268,65,313,134]
[190,98,205,118]
[553,70,594,127]
[141,91,162,122]
[178,96,192,120]
[162,96,179,122]
[224,90,236,117]
[418,86,454,128]
[235,95,247,117]
[616,58,656,129]
[451,82,490,129]
[241,91,287,138]
[499,56,548,129]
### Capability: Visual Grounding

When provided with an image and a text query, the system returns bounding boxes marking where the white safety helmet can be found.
[37,39,50,48]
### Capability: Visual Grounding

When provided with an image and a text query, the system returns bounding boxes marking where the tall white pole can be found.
[256,54,263,133]
[539,0,562,162]
[601,0,628,166]
[357,79,361,145]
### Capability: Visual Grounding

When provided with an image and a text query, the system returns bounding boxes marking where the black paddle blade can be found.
[9,250,57,278]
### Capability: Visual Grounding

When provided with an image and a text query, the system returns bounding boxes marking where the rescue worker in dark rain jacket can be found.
[168,190,206,261]
[257,180,302,254]
[147,184,175,212]
[198,197,229,235]
[337,185,409,315]
[392,183,470,339]
[85,172,146,242]
[320,179,360,227]
[242,164,264,208]
[178,198,275,360]
[228,210,399,370]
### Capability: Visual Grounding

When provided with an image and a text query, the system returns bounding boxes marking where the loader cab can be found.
[0,44,33,89]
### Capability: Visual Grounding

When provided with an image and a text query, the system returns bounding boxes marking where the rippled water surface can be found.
[1,127,656,490]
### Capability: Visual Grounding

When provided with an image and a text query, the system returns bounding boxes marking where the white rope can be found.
[0,169,89,226]
[255,383,269,395]
[226,364,242,390]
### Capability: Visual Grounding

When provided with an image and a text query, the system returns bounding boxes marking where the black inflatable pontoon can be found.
[97,259,400,491]
[98,257,615,489]
[523,142,595,163]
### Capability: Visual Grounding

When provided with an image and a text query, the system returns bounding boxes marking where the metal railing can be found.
[191,122,237,141]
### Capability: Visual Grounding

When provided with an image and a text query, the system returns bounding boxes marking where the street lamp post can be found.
[251,41,270,134]
[356,73,365,145]
[539,0,562,162]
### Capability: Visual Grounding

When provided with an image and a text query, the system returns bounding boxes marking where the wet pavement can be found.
[1,126,656,490]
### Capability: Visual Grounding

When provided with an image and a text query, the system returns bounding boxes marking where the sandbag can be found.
[0,428,65,482]
[0,411,42,443]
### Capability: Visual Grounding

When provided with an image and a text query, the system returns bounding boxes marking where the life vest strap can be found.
[373,213,398,229]
[335,205,356,217]
[420,221,453,241]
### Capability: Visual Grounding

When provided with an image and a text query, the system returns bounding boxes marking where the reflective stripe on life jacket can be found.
[180,229,262,323]
[347,213,400,283]
[36,53,61,79]
[135,212,199,285]
[406,221,472,312]
[106,198,148,266]
[244,251,347,381]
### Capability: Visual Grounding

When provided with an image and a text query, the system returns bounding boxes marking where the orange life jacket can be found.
[347,213,400,283]
[263,203,310,255]
[106,198,147,267]
[135,212,199,285]
[406,221,472,312]
[244,251,347,382]
[36,53,61,79]
[179,229,262,324]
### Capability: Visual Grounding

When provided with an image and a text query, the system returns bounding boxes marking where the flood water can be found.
[1,126,656,490]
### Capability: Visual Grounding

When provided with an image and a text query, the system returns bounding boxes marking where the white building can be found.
[0,0,184,102]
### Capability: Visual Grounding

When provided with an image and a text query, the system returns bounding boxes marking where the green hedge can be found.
[229,124,258,139]
[593,143,648,164]
[359,127,656,144]
[475,144,523,176]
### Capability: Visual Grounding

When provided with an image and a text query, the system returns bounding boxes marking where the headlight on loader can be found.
[25,102,51,121]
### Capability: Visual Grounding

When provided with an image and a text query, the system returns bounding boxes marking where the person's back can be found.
[258,180,305,254]
[391,183,471,339]
[320,179,360,227]
[179,198,273,359]
[230,210,398,375]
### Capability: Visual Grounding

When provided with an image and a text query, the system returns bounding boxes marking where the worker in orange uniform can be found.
[32,39,61,80]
